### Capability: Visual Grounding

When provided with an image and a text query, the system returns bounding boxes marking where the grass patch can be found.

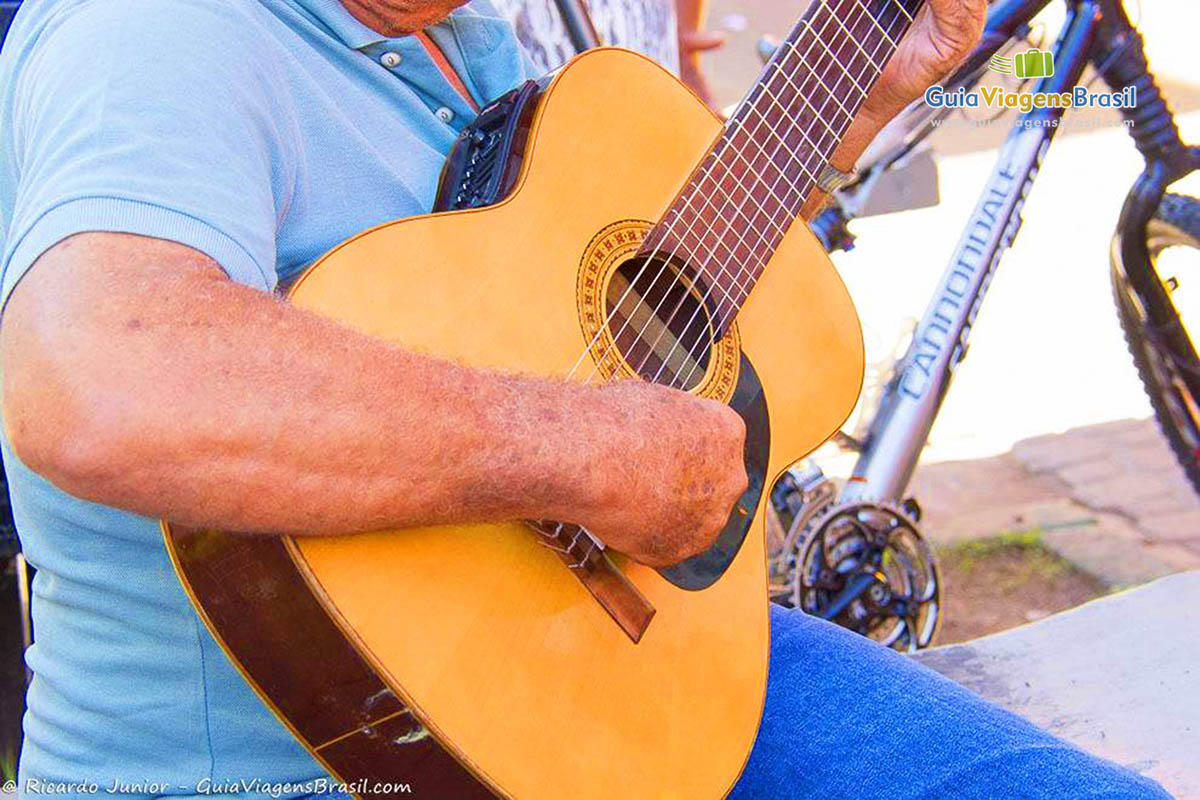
[934,529,1106,644]
[947,528,1044,559]
[942,529,1070,584]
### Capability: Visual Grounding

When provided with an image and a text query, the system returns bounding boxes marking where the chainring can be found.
[790,501,942,651]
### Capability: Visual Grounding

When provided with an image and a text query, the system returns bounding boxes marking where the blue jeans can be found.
[728,605,1170,799]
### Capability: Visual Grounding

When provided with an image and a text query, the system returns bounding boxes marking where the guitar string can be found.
[540,0,876,556]
[554,0,916,556]
[651,2,910,391]
[572,0,875,386]
[661,2,912,392]
[608,0,914,351]
[626,0,906,379]
[560,0,856,385]
[563,0,919,558]
[652,0,909,318]
[616,0,911,330]
[585,0,913,388]
[577,3,858,371]
[634,0,913,326]
[674,0,912,318]
[619,0,907,388]
[591,28,877,393]
[628,11,882,386]
[664,8,910,392]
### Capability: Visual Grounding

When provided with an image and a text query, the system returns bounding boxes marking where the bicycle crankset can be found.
[789,499,942,652]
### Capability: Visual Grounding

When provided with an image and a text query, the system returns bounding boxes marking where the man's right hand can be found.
[561,381,749,568]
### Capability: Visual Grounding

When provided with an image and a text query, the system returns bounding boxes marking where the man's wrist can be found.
[798,110,882,219]
[831,109,885,173]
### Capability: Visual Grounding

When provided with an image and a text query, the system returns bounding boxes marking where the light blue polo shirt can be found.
[0,0,533,792]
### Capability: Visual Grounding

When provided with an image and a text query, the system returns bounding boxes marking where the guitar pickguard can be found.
[658,353,770,591]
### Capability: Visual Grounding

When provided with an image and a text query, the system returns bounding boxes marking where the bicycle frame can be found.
[838,0,1200,504]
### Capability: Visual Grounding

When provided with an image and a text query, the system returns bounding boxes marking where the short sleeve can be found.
[0,0,298,308]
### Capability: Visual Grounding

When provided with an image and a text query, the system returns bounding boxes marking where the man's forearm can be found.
[0,233,621,536]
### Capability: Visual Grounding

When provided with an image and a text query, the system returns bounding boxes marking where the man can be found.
[0,0,1169,796]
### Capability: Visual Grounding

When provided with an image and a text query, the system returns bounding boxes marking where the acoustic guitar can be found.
[164,0,922,796]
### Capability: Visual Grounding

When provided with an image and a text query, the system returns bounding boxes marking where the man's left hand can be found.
[860,0,988,127]
[803,0,987,217]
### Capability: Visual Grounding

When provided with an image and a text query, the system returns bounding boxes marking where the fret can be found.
[680,180,788,270]
[675,3,874,299]
[729,105,819,198]
[720,129,816,239]
[664,142,794,249]
[716,123,807,211]
[826,12,886,72]
[803,22,872,98]
[721,114,816,205]
[758,36,851,175]
[672,183,792,281]
[642,0,924,333]
[704,144,797,227]
[707,171,793,242]
[712,36,853,209]
[858,2,907,60]
[763,66,849,149]
[671,186,781,288]
[648,131,799,263]
[772,35,868,121]
[656,199,768,301]
[747,38,859,177]
[761,59,849,143]
[655,222,744,294]
[750,1,884,168]
[790,10,877,127]
[722,103,822,180]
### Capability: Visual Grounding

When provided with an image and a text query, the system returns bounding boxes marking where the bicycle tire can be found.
[1113,192,1200,496]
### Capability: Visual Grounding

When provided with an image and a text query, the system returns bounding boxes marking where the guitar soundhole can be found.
[604,257,714,390]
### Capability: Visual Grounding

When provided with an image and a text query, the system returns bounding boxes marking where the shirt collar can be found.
[293,0,511,51]
[294,0,388,49]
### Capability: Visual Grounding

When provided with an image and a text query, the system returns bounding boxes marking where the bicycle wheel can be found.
[1113,192,1200,496]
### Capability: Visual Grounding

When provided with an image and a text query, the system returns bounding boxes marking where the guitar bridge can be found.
[527,520,656,643]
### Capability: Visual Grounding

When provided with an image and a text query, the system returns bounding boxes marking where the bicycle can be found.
[768,0,1200,652]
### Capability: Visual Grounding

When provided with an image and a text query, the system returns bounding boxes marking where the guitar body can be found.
[165,48,863,799]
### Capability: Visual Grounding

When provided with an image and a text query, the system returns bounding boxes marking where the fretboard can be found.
[641,0,924,332]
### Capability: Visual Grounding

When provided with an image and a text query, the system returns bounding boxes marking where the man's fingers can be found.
[923,0,987,51]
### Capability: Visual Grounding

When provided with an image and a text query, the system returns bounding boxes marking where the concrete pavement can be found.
[912,417,1200,587]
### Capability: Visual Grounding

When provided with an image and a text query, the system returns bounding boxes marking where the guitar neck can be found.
[643,0,925,331]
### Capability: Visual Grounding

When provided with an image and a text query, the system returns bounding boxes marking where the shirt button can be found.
[380,51,402,68]
[435,107,455,124]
